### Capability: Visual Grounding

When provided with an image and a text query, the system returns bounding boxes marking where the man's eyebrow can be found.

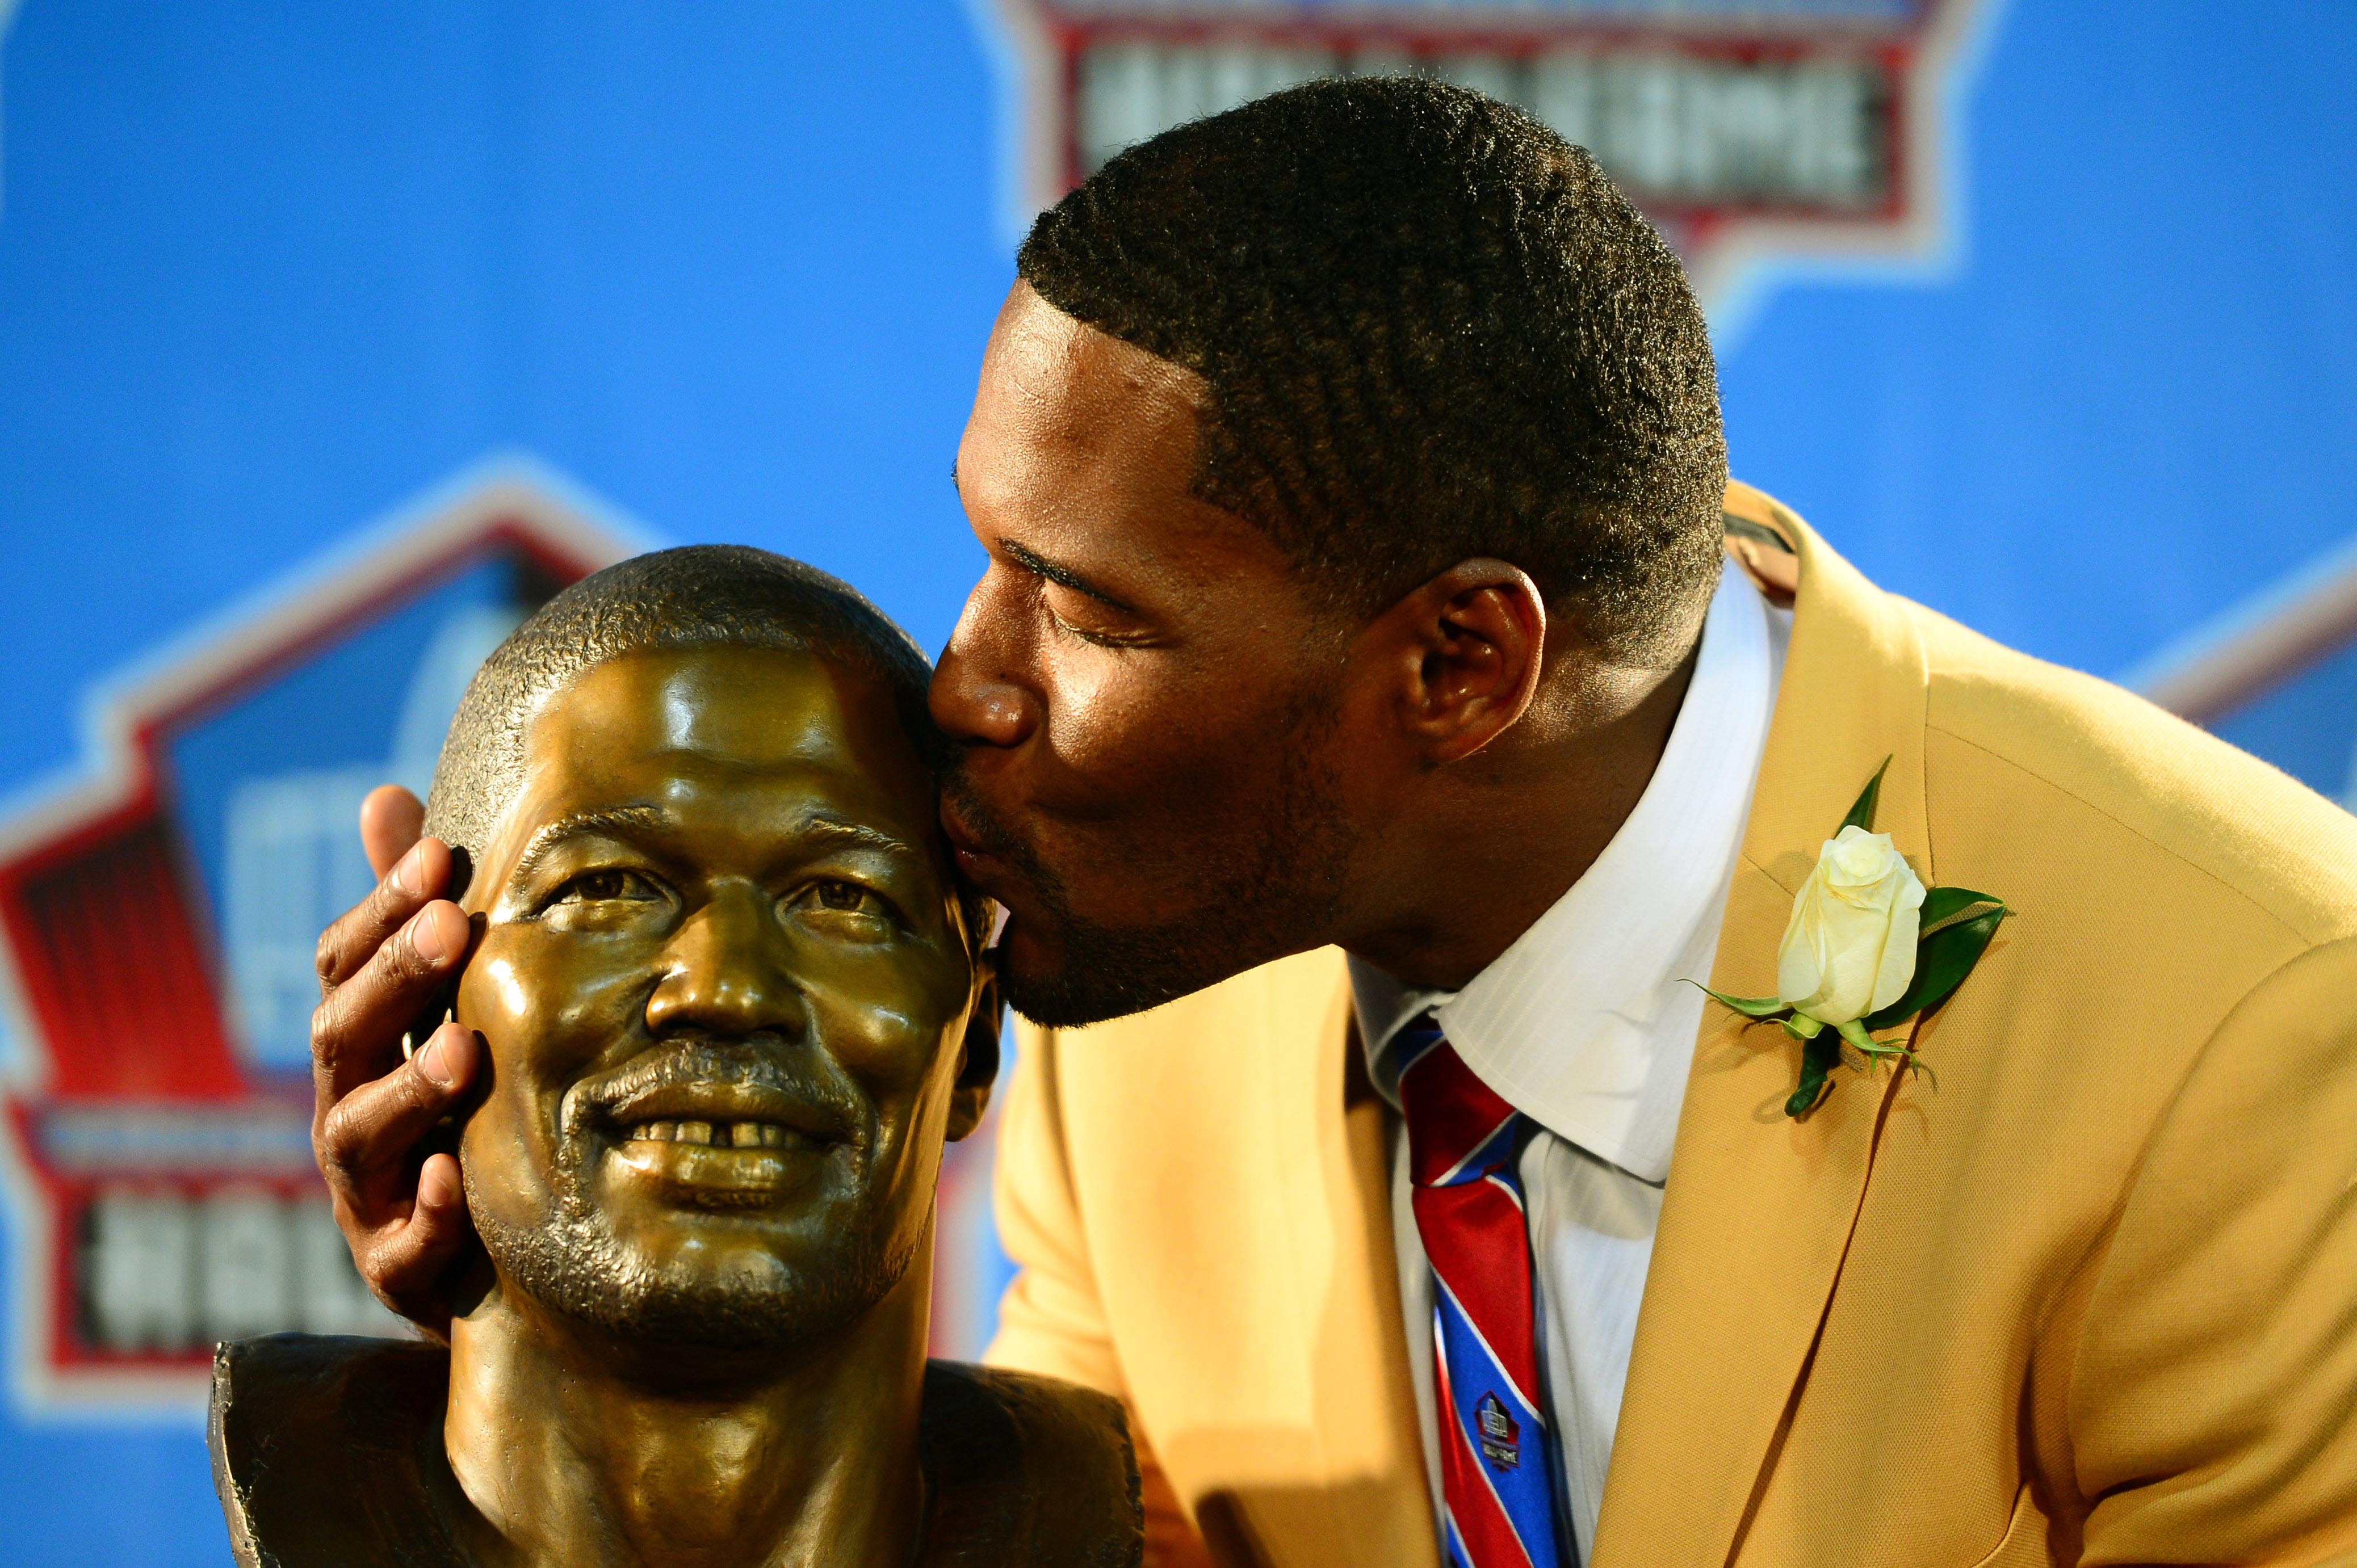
[999,539,1142,615]
[508,805,668,890]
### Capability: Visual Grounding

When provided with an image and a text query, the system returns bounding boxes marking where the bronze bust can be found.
[210,547,1140,1567]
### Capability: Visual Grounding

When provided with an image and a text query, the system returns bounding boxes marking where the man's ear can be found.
[945,959,1003,1143]
[1370,558,1547,765]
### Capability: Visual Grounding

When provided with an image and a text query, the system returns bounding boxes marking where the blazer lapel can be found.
[1591,501,1936,1567]
[1136,948,1436,1568]
[1289,972,1443,1568]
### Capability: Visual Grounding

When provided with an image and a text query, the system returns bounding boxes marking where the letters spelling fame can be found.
[983,0,1988,312]
[1477,1393,1521,1472]
[0,476,626,1407]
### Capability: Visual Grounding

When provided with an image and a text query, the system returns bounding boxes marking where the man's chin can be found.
[996,907,1244,1029]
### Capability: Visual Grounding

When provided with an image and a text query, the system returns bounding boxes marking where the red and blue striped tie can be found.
[1397,1015,1572,1568]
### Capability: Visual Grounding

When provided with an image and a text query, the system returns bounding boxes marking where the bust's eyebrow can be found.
[507,804,668,894]
[506,805,922,897]
[795,812,920,863]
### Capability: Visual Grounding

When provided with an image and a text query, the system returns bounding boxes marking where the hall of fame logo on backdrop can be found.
[0,465,634,1409]
[974,0,1998,326]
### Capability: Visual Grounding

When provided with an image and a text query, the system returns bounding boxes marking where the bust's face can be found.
[452,643,985,1348]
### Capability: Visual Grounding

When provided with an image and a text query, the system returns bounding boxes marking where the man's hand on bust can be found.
[308,783,478,1336]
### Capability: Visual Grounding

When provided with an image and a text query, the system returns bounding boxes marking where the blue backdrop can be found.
[1,2,2352,1560]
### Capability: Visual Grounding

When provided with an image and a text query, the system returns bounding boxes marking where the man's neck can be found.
[1341,635,1701,993]
[442,1262,931,1568]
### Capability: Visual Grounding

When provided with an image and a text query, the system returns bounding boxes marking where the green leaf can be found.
[1835,1018,1938,1095]
[1694,985,1789,1019]
[1834,1017,1911,1065]
[1916,885,2002,927]
[1918,896,2006,940]
[1862,885,2011,1031]
[1834,1017,1884,1055]
[1840,756,1893,836]
[1785,1031,1843,1117]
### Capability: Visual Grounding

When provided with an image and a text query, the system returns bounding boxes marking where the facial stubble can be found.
[954,686,1358,1028]
[468,1053,919,1353]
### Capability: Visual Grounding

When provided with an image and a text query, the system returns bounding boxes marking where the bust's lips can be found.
[603,1134,821,1207]
[589,1081,845,1205]
[570,1049,860,1205]
[595,1079,841,1147]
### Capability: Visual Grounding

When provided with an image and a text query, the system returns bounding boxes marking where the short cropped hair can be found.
[424,545,975,934]
[1017,75,1726,663]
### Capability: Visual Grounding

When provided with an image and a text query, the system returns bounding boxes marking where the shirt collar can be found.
[1351,557,1782,1183]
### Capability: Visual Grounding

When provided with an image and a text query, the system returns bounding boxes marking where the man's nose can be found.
[930,571,1043,750]
[645,884,806,1039]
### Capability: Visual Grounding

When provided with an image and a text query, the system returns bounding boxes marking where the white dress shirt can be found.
[1350,558,1789,1558]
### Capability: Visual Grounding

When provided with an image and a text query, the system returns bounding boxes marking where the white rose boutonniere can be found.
[1776,826,1925,1025]
[1702,760,2011,1117]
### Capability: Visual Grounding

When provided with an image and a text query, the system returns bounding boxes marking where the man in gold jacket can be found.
[985,476,2357,1565]
[957,87,2357,1567]
[309,78,2357,1567]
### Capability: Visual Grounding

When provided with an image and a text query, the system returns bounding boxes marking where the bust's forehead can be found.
[546,642,878,759]
[470,642,942,898]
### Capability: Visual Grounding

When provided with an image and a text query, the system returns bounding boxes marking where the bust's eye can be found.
[815,880,868,911]
[553,868,660,905]
[795,878,899,930]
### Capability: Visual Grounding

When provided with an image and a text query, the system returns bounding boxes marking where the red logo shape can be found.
[0,466,636,1407]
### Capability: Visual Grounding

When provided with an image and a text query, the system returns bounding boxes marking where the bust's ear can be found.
[946,959,1003,1143]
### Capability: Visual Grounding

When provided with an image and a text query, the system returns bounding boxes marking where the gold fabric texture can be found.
[986,482,2357,1567]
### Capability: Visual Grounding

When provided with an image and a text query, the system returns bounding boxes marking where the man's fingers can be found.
[315,1027,476,1342]
[311,903,469,1102]
[417,1150,465,1216]
[356,1151,468,1336]
[359,784,425,882]
[314,835,452,993]
[313,1021,477,1185]
[311,787,470,1339]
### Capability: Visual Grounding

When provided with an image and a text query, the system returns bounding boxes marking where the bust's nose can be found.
[930,570,1042,750]
[644,882,805,1040]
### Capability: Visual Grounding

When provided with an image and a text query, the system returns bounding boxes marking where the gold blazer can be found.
[985,483,2357,1567]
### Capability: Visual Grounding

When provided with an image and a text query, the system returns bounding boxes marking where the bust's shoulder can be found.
[210,1339,1139,1568]
[210,1334,463,1568]
[920,1360,1142,1568]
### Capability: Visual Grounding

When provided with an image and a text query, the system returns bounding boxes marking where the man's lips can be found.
[937,795,988,854]
[940,797,1013,882]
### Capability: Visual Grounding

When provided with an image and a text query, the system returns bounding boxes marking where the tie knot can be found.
[1395,1021,1522,1188]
